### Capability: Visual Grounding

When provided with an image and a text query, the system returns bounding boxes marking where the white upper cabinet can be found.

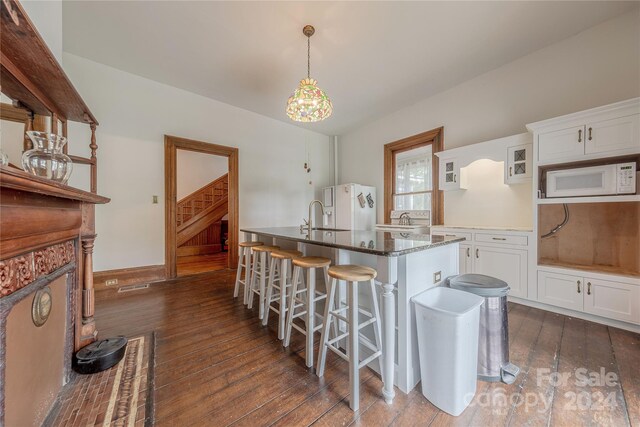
[585,115,640,156]
[528,98,640,166]
[538,125,585,164]
[439,158,466,191]
[505,143,532,184]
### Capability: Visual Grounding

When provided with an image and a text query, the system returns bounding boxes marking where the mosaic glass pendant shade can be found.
[286,78,333,122]
[286,25,333,123]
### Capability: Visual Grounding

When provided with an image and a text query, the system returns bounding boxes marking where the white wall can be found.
[339,10,640,227]
[62,53,333,272]
[176,150,228,200]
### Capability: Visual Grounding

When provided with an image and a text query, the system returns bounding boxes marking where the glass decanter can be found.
[22,131,73,184]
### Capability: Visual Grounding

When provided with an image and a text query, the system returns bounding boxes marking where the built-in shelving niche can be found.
[538,202,640,277]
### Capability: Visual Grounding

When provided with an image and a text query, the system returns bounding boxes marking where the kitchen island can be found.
[241,227,464,404]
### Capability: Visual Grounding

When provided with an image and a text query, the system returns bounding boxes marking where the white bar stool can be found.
[233,241,263,304]
[248,245,280,319]
[262,249,303,339]
[283,256,332,368]
[317,265,384,412]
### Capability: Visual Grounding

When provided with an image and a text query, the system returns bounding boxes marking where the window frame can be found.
[383,127,443,224]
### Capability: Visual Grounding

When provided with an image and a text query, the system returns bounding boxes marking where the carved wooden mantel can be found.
[0,167,110,348]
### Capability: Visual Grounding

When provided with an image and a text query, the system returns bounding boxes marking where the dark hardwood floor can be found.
[177,252,228,276]
[94,270,640,426]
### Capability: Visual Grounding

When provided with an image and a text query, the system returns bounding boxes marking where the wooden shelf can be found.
[0,1,98,124]
[0,166,109,204]
[537,195,640,204]
[68,155,96,165]
[539,258,640,278]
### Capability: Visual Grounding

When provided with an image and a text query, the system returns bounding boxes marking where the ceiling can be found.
[62,1,637,136]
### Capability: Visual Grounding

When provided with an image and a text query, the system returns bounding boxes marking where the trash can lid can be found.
[449,274,510,297]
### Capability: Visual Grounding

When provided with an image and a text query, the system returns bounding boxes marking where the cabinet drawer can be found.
[431,230,472,242]
[475,233,528,246]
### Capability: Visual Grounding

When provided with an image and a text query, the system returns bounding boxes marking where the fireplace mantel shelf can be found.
[0,166,110,205]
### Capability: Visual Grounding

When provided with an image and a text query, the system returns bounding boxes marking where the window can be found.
[384,128,443,224]
[394,145,432,211]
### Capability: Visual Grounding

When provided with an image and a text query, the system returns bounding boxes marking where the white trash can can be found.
[412,286,484,416]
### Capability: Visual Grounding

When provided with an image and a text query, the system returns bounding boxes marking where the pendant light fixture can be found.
[286,25,333,122]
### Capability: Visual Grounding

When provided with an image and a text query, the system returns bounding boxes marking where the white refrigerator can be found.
[322,183,377,230]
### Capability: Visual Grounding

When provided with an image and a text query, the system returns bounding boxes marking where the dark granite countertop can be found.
[241,227,465,257]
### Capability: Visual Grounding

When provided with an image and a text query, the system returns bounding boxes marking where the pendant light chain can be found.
[307,35,311,79]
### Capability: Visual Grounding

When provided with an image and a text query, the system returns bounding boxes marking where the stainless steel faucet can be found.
[399,212,411,226]
[301,199,325,233]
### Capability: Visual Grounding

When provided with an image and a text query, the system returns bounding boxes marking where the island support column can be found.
[377,256,398,404]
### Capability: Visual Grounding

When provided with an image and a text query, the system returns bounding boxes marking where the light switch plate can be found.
[433,271,441,283]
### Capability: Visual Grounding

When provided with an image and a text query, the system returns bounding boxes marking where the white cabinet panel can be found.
[475,245,527,298]
[585,115,640,156]
[583,277,640,324]
[537,271,583,311]
[475,233,528,246]
[538,125,585,164]
[439,158,466,191]
[505,144,532,184]
[459,244,472,275]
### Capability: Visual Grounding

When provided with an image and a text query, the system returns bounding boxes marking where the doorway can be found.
[165,135,239,279]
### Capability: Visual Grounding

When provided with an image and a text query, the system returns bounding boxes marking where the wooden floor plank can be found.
[88,270,640,427]
[609,327,640,426]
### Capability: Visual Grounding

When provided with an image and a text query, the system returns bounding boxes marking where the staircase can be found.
[177,174,228,248]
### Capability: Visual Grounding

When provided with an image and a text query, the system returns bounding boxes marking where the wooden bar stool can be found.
[283,256,332,368]
[233,241,263,304]
[317,265,384,412]
[263,249,303,339]
[248,245,280,319]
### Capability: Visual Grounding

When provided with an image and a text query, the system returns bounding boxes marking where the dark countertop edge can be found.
[240,228,465,257]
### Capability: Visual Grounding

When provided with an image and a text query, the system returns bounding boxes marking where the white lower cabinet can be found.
[432,228,530,298]
[537,270,640,324]
[584,278,640,324]
[459,244,472,274]
[537,271,583,311]
[474,245,527,298]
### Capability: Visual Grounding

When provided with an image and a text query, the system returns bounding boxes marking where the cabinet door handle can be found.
[578,129,582,143]
[577,280,581,293]
[509,166,513,177]
[467,247,470,257]
[587,282,591,295]
[588,127,592,141]
[453,174,457,183]
[492,237,507,241]
[476,248,479,259]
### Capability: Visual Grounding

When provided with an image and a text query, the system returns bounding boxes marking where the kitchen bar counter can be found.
[242,226,462,405]
[240,227,464,256]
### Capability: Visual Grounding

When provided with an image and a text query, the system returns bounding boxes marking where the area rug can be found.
[48,332,155,427]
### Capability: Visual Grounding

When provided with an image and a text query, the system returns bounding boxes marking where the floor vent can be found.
[118,284,150,293]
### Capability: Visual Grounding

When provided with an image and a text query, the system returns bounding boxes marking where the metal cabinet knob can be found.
[588,127,593,141]
[587,282,591,295]
[475,248,479,259]
[578,129,582,143]
[509,166,513,177]
[577,280,581,293]
[467,247,470,257]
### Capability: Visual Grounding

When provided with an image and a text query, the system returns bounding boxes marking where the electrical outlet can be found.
[105,279,119,286]
[152,195,158,204]
[433,271,441,283]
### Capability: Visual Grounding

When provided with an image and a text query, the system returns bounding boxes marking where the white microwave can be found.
[546,162,637,198]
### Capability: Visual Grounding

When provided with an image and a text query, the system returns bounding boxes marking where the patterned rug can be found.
[48,333,155,427]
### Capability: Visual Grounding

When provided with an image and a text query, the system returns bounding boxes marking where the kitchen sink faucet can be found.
[301,199,326,233]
